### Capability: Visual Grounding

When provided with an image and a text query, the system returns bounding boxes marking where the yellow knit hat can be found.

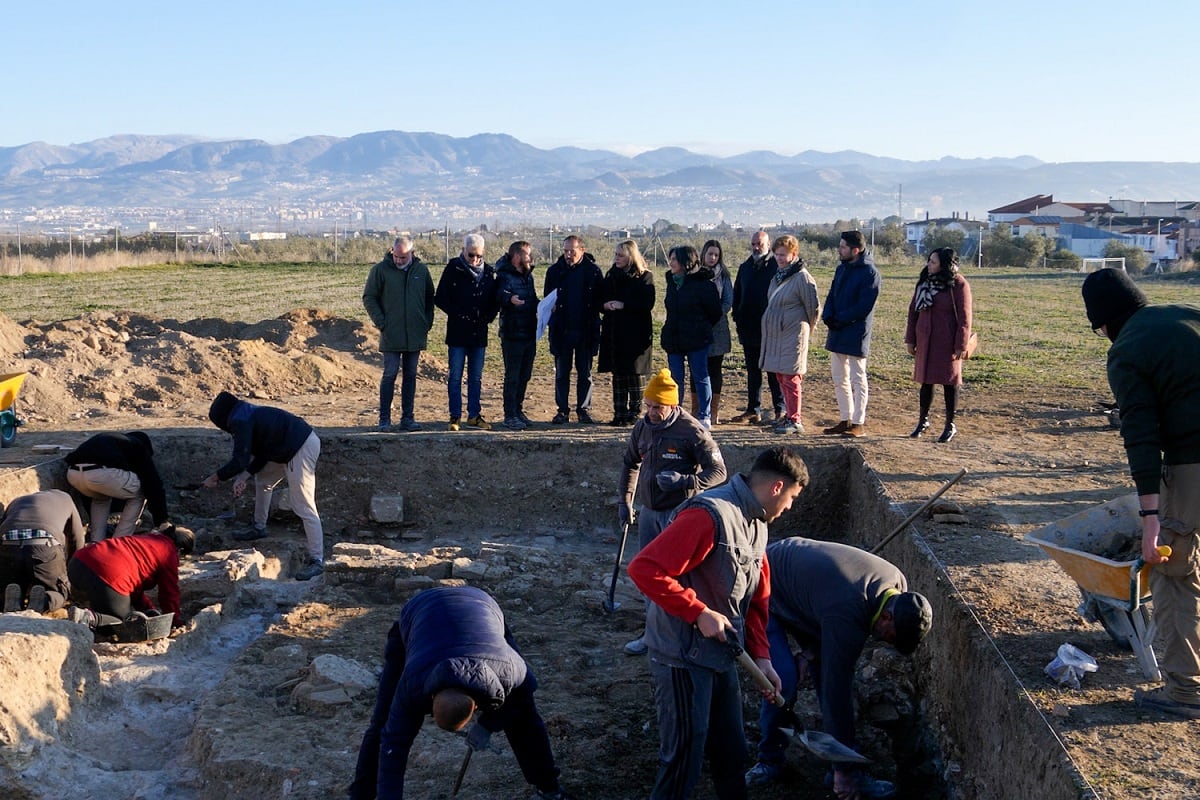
[644,368,680,406]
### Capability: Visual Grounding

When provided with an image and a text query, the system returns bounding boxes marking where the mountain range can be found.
[1,131,1197,230]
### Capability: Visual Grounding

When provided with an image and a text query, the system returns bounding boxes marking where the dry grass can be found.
[4,260,1200,397]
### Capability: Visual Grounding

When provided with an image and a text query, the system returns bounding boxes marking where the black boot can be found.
[937,422,957,443]
[909,417,930,438]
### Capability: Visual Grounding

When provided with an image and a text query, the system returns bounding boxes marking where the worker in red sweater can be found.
[629,446,807,800]
[66,526,193,630]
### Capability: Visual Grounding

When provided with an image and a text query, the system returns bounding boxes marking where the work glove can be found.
[656,471,692,492]
[465,722,493,752]
[618,501,633,527]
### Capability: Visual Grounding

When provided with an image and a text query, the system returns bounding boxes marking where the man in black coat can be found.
[544,235,604,424]
[65,431,169,541]
[435,233,499,431]
[731,230,784,423]
[495,240,539,430]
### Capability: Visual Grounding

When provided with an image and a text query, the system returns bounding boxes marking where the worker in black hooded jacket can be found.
[65,431,169,542]
[201,391,325,581]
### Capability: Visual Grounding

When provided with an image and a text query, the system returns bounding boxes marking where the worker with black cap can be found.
[201,391,325,581]
[1082,267,1200,720]
[64,431,169,542]
[746,537,932,799]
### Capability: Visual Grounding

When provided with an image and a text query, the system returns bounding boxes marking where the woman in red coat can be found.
[904,247,973,442]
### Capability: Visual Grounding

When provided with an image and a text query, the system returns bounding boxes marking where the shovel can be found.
[797,730,871,764]
[602,522,631,613]
[450,746,472,797]
[724,628,785,708]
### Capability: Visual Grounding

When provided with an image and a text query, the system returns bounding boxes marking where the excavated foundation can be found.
[0,432,1090,799]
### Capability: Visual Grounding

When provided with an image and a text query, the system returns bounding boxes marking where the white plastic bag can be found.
[1044,643,1098,689]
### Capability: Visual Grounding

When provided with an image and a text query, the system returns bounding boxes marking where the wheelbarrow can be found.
[0,372,28,448]
[1026,493,1160,681]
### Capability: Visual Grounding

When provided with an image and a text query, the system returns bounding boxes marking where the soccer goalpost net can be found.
[1080,257,1126,273]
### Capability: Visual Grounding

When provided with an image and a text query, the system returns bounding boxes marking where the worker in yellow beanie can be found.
[643,368,680,407]
[616,367,727,655]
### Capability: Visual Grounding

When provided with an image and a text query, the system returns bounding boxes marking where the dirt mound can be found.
[9,309,386,425]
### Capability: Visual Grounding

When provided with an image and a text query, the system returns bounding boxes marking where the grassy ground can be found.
[5,260,1199,397]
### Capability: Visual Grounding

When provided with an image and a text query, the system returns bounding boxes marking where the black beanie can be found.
[891,592,933,655]
[1082,268,1148,331]
[208,391,239,431]
[127,431,153,456]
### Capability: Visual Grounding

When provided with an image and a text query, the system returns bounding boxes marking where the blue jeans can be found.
[668,347,711,422]
[379,350,420,425]
[447,345,486,419]
[553,343,594,414]
[757,616,801,766]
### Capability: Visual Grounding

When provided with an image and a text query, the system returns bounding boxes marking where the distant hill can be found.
[1,131,1196,230]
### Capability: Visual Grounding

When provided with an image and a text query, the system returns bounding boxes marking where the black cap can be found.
[1082,268,1148,331]
[891,592,933,655]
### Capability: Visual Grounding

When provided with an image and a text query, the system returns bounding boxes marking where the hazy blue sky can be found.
[5,0,1195,162]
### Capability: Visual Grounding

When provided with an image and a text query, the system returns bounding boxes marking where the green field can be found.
[5,260,1199,397]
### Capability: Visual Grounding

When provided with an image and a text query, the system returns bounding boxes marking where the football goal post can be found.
[1080,257,1125,273]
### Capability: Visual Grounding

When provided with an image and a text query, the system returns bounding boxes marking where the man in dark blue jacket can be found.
[545,235,604,424]
[201,391,325,580]
[436,233,499,431]
[348,586,572,800]
[495,240,539,430]
[821,231,881,438]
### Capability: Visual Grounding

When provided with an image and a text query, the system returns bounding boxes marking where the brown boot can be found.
[823,420,850,435]
[842,422,866,438]
[710,392,721,425]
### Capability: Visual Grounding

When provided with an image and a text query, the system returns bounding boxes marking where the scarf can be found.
[914,278,939,311]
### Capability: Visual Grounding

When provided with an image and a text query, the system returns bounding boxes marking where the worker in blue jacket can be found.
[348,586,573,800]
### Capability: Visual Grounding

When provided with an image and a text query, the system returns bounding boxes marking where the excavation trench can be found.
[0,433,1089,799]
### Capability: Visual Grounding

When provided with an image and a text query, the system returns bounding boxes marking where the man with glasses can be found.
[363,234,435,432]
[617,368,726,655]
[544,235,604,424]
[436,233,499,431]
[732,230,785,424]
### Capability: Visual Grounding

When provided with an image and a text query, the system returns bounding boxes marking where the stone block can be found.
[369,495,405,524]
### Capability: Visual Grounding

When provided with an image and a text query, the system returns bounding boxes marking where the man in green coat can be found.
[364,235,435,432]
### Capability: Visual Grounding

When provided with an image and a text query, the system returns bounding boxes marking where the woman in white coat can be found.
[759,235,820,434]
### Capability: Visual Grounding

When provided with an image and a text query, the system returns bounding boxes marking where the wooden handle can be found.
[734,648,785,707]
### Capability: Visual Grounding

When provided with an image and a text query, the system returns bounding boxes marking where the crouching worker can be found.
[65,431,169,542]
[746,537,932,799]
[348,586,574,800]
[201,391,325,581]
[629,446,808,800]
[65,524,194,630]
[1,490,86,613]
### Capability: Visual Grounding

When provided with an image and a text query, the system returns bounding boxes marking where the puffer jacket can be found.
[759,261,821,375]
[494,254,539,341]
[661,267,721,355]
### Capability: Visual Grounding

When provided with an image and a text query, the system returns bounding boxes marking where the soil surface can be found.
[2,308,1195,800]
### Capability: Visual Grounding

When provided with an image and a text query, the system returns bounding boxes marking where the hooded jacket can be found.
[65,432,169,526]
[660,267,721,355]
[208,392,314,479]
[363,251,435,352]
[822,250,881,358]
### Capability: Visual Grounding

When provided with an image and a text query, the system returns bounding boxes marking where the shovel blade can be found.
[798,730,871,764]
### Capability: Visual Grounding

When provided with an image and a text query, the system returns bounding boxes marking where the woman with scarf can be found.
[904,247,973,443]
[758,235,820,435]
[598,239,656,425]
[698,240,735,424]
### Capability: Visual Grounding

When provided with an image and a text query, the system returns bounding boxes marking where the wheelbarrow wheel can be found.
[1080,588,1150,651]
[0,409,17,448]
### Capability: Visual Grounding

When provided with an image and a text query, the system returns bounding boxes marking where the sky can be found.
[4,0,1196,163]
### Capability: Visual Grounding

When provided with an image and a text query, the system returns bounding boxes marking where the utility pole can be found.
[115,226,119,255]
[16,223,22,273]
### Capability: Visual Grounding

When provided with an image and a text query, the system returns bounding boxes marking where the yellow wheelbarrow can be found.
[0,371,28,448]
[1026,493,1160,681]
